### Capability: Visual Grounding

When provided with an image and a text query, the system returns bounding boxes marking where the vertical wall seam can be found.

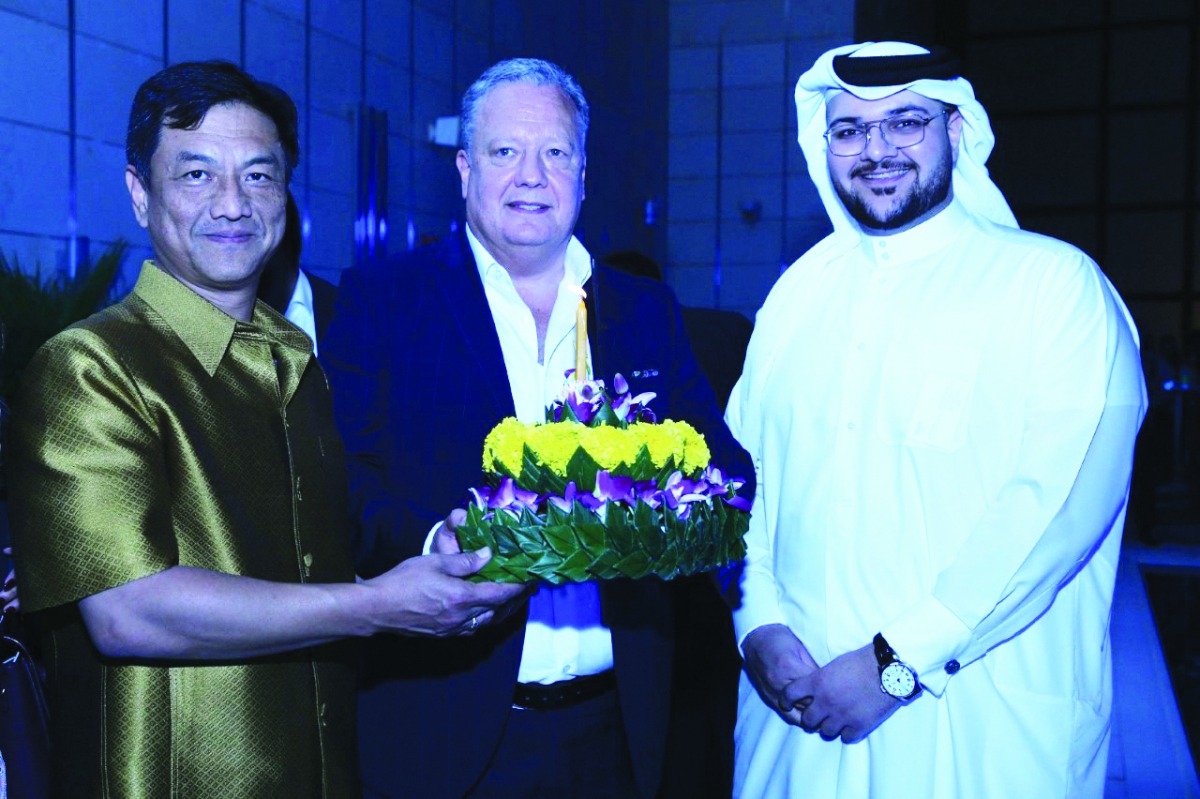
[360,0,367,104]
[1181,0,1199,339]
[780,36,790,275]
[407,0,416,248]
[304,0,312,243]
[239,0,246,68]
[1097,0,1111,272]
[713,35,723,309]
[67,0,78,278]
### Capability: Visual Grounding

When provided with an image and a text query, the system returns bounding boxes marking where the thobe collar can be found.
[133,260,314,379]
[858,198,969,268]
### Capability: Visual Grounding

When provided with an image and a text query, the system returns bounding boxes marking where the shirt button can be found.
[945,660,960,675]
[847,422,856,431]
[303,552,314,577]
[856,342,865,351]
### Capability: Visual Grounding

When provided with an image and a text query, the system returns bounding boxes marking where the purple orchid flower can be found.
[722,494,753,511]
[636,480,664,508]
[471,476,541,518]
[612,393,633,422]
[547,481,578,513]
[594,470,637,504]
[548,481,605,514]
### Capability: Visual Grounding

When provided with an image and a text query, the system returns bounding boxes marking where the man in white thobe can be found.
[728,41,1147,798]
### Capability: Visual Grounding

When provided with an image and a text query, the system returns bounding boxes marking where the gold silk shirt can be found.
[6,261,358,798]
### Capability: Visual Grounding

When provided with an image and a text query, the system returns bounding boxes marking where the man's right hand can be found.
[360,546,528,638]
[742,623,820,725]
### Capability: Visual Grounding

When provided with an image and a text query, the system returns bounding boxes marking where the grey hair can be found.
[459,58,590,155]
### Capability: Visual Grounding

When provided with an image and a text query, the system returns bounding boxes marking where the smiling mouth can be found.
[203,232,257,243]
[506,201,550,212]
[854,165,912,182]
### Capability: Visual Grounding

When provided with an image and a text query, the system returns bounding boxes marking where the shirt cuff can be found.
[732,602,789,654]
[880,596,972,696]
[421,521,440,555]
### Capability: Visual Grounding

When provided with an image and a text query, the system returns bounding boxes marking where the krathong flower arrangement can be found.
[456,373,751,584]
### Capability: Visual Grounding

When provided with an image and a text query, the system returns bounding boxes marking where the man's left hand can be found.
[781,642,902,743]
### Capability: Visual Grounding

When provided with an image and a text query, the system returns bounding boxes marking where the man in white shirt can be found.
[256,192,336,354]
[728,41,1147,798]
[321,58,749,798]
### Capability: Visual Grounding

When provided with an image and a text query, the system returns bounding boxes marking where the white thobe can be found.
[728,200,1147,798]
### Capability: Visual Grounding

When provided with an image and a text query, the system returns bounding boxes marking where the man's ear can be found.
[125,166,150,229]
[947,110,964,166]
[456,150,470,200]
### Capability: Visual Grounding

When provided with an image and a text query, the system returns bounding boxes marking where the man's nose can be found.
[514,152,547,186]
[861,121,899,161]
[211,177,252,219]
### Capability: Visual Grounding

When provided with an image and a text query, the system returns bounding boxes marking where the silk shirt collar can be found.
[464,224,593,291]
[858,198,969,268]
[132,260,314,377]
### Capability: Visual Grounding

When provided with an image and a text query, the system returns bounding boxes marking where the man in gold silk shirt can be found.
[5,61,523,798]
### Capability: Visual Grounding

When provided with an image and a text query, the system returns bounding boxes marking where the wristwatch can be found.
[873,633,921,701]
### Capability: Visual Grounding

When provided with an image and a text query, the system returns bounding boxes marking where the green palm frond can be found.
[0,241,127,400]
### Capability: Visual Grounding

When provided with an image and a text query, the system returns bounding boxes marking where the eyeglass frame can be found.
[823,109,951,157]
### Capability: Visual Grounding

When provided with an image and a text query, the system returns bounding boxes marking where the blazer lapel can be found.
[431,233,514,415]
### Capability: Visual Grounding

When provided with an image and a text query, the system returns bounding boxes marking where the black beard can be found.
[834,154,952,231]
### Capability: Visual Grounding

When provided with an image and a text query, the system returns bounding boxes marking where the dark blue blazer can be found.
[321,232,751,799]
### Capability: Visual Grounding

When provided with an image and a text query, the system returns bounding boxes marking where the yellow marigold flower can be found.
[629,423,673,468]
[482,417,710,480]
[482,417,529,476]
[662,420,711,474]
[578,425,640,470]
[530,422,583,474]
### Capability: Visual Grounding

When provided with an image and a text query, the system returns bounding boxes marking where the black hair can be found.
[126,60,299,181]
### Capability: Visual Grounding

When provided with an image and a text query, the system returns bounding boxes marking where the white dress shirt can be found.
[283,268,319,356]
[466,224,614,685]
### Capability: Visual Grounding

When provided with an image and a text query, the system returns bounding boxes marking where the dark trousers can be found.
[467,690,638,798]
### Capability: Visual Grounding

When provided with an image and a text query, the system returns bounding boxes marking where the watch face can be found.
[881,662,917,699]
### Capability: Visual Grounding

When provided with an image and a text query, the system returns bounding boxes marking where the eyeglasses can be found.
[823,111,948,157]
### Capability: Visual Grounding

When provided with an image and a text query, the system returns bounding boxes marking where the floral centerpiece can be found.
[456,374,751,584]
